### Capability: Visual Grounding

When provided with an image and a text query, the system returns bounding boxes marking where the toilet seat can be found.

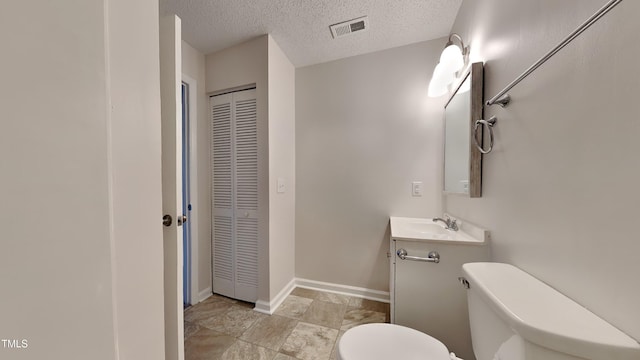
[337,323,451,360]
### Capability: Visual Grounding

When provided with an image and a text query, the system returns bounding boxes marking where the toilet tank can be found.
[462,263,640,360]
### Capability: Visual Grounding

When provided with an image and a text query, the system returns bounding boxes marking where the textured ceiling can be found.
[159,0,462,67]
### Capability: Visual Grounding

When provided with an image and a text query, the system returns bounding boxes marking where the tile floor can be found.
[184,287,390,360]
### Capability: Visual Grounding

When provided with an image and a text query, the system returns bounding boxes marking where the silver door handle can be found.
[397,249,440,263]
[177,215,187,226]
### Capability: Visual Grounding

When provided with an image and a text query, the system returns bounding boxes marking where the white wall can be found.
[206,36,271,302]
[0,2,116,358]
[267,35,296,298]
[0,0,164,359]
[295,40,446,291]
[108,0,165,358]
[447,0,640,341]
[206,35,297,306]
[182,40,212,299]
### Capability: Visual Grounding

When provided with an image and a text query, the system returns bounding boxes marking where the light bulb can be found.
[428,63,455,97]
[428,81,448,97]
[439,44,464,74]
[433,63,455,83]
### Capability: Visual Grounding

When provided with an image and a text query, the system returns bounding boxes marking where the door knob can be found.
[162,214,172,227]
[177,215,187,226]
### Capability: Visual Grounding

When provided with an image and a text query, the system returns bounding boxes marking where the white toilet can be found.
[337,262,640,360]
[338,323,453,360]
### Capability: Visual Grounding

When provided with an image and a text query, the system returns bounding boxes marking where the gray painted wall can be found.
[295,39,447,291]
[447,0,640,341]
[267,36,297,298]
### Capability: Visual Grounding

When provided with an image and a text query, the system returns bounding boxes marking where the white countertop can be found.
[390,216,487,245]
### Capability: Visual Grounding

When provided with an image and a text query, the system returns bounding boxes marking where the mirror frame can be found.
[443,62,484,197]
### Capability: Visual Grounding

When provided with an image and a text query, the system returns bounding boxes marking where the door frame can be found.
[182,74,200,305]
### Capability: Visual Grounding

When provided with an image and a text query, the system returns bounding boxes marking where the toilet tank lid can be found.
[462,262,640,360]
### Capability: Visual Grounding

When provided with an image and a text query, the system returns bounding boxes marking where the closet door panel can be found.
[232,89,258,302]
[234,217,258,301]
[211,93,234,298]
[210,89,258,303]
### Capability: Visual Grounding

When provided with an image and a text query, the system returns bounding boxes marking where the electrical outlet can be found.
[412,181,423,197]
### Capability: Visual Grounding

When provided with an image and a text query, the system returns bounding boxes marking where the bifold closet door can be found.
[211,89,258,303]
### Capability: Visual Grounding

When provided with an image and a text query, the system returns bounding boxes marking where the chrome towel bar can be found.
[397,249,440,263]
[486,0,624,107]
[476,0,623,156]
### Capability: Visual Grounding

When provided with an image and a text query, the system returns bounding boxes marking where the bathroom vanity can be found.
[389,216,489,360]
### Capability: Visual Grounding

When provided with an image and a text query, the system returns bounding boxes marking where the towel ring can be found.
[473,116,497,154]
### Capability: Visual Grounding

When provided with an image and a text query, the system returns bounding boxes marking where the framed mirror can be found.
[443,62,484,197]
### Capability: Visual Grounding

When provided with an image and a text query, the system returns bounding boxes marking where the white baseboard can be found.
[295,278,390,303]
[253,278,390,315]
[254,278,296,315]
[198,287,212,303]
[253,300,270,314]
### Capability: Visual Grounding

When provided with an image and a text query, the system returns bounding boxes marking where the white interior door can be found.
[160,15,184,360]
[211,89,258,303]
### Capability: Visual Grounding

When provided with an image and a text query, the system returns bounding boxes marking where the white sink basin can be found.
[390,216,486,244]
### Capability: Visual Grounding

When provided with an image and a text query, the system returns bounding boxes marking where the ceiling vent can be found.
[329,16,369,39]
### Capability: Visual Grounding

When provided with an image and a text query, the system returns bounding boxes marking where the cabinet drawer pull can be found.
[396,249,440,263]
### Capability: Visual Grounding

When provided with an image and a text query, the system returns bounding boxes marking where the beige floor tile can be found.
[330,330,346,360]
[184,321,202,340]
[198,305,266,337]
[329,330,346,360]
[291,287,322,300]
[220,340,277,360]
[274,295,313,320]
[340,309,386,331]
[198,294,253,309]
[185,289,390,360]
[273,353,297,360]
[202,293,239,304]
[302,300,347,329]
[185,328,236,360]
[233,300,256,309]
[280,322,338,360]
[240,314,299,351]
[347,298,390,315]
[315,292,352,305]
[185,300,234,323]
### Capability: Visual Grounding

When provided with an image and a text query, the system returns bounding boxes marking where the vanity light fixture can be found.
[428,33,470,97]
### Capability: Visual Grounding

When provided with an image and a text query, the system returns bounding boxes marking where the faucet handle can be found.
[449,219,459,231]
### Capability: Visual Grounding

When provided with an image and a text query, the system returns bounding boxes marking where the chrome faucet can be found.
[433,216,459,231]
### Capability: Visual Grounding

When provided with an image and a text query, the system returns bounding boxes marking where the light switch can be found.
[277,177,285,193]
[412,181,423,197]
